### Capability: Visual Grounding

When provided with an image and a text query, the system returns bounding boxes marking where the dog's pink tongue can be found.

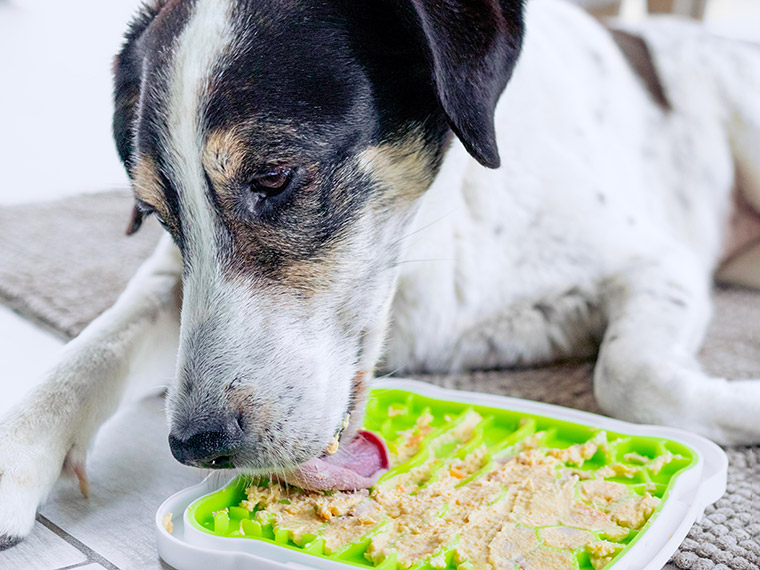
[282,431,389,491]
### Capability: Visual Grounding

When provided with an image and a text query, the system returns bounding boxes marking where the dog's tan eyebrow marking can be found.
[357,132,437,202]
[202,122,302,187]
[131,155,165,206]
[131,155,175,223]
[202,128,248,198]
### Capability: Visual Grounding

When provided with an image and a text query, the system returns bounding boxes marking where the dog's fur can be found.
[2,0,760,548]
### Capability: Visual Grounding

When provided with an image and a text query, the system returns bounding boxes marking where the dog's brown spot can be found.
[229,388,278,428]
[352,370,369,401]
[131,155,174,224]
[609,29,672,112]
[358,133,437,204]
[720,184,760,265]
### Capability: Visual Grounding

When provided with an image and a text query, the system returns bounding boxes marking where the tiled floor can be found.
[0,392,201,570]
[0,305,63,418]
[0,0,758,569]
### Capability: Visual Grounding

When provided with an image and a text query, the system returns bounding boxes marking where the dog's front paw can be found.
[0,420,88,550]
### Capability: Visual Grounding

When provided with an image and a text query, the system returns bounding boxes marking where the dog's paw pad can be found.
[0,534,24,551]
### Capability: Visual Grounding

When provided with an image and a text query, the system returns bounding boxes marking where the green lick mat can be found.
[185,388,697,570]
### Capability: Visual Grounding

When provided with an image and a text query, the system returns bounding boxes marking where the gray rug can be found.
[0,191,757,569]
[0,191,162,339]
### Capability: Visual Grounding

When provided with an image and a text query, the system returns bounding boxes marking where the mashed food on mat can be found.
[238,411,668,570]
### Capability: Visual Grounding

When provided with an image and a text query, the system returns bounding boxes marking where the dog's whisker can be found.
[389,209,459,248]
[391,257,453,267]
[375,361,413,380]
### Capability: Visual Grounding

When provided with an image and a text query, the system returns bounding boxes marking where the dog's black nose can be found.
[168,430,240,469]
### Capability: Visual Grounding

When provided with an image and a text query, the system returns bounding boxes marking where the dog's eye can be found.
[250,168,292,198]
[136,200,170,230]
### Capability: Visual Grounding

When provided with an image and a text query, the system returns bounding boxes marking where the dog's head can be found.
[113,0,524,479]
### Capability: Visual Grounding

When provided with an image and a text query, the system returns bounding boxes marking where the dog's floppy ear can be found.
[113,2,165,169]
[126,204,144,236]
[113,2,165,235]
[406,0,525,168]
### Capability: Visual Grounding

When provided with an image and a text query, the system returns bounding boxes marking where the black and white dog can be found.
[1,0,760,548]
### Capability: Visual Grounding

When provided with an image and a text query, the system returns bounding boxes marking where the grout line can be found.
[55,562,101,570]
[36,514,121,570]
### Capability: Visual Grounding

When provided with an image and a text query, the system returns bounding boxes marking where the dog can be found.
[1,0,760,549]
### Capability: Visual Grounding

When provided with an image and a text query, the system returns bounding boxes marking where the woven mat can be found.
[0,191,162,339]
[0,191,757,569]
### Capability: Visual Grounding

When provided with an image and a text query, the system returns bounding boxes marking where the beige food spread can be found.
[239,411,668,570]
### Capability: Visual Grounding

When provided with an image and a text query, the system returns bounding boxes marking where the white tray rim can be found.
[156,378,728,570]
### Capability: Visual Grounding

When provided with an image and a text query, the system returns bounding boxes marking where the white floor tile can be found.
[40,394,202,570]
[0,522,87,570]
[0,305,63,417]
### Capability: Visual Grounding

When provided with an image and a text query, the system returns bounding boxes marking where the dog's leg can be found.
[0,234,182,548]
[594,252,760,445]
[717,43,760,289]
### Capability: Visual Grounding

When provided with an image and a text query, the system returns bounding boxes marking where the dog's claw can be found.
[63,446,90,499]
[0,534,23,551]
[73,463,90,499]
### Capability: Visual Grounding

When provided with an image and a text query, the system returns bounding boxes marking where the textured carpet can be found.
[0,191,162,339]
[0,191,757,569]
